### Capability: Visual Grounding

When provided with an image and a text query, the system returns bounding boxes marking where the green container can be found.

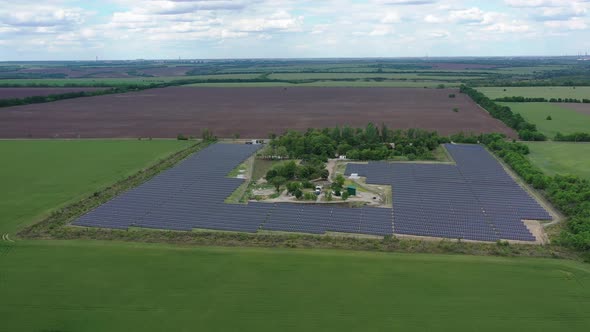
[347,186,356,196]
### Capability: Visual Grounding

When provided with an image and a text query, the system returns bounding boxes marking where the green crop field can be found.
[1,240,589,332]
[479,86,590,99]
[499,102,590,137]
[525,142,590,179]
[0,140,190,234]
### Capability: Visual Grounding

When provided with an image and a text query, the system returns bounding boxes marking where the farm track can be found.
[0,87,516,139]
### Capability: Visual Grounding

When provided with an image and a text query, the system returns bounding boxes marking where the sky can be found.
[0,0,589,60]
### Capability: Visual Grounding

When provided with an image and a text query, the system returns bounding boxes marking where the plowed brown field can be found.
[0,87,515,138]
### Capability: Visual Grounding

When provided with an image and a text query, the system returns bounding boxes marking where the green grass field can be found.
[0,140,190,234]
[499,102,590,137]
[480,86,590,99]
[525,142,590,179]
[1,240,589,332]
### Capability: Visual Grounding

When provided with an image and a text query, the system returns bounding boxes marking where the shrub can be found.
[448,94,456,98]
[177,133,188,140]
[342,192,350,201]
[453,108,459,112]
[546,115,552,120]
[303,192,317,201]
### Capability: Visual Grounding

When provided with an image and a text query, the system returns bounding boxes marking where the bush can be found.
[449,94,456,98]
[177,133,188,140]
[546,115,552,120]
[303,192,317,201]
[342,192,350,201]
[452,108,459,112]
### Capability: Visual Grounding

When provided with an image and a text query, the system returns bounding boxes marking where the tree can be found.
[380,123,390,142]
[335,174,345,187]
[276,146,288,159]
[201,128,215,141]
[265,168,278,181]
[286,181,301,195]
[271,176,287,193]
[365,123,379,144]
[324,190,333,201]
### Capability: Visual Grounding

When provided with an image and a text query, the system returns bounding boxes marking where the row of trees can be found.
[495,96,590,103]
[0,89,133,108]
[554,132,590,142]
[267,125,445,161]
[460,85,547,141]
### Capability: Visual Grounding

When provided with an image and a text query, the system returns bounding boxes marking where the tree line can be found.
[266,125,445,161]
[460,85,546,141]
[495,96,590,103]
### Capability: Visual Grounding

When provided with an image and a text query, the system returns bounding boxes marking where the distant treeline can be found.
[459,85,546,141]
[0,87,140,108]
[495,96,590,103]
[555,132,590,142]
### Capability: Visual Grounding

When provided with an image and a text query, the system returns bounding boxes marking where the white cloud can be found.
[381,11,401,23]
[544,18,588,30]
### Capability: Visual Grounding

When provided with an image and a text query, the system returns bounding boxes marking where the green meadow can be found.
[480,86,590,99]
[1,241,589,332]
[0,139,190,234]
[500,102,590,137]
[525,142,590,179]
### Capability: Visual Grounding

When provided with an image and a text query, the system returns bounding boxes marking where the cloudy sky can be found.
[1,0,589,60]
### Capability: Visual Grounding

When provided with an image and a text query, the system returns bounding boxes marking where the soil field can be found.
[559,103,590,116]
[0,87,107,99]
[0,87,515,139]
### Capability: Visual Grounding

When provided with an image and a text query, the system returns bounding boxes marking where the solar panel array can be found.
[345,144,552,242]
[74,143,269,233]
[74,142,551,242]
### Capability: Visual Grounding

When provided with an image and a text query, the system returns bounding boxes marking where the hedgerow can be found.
[460,85,546,141]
